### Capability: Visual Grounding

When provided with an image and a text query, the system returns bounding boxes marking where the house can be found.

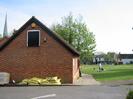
[0,37,9,45]
[118,54,133,64]
[93,52,120,65]
[93,52,105,64]
[0,16,80,83]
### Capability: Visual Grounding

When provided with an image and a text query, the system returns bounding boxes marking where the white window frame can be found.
[27,30,41,47]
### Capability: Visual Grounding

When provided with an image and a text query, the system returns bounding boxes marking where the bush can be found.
[126,90,133,99]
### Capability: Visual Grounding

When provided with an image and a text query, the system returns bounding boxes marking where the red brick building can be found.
[0,16,80,83]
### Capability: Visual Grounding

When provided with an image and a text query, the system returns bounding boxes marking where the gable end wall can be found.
[0,24,79,83]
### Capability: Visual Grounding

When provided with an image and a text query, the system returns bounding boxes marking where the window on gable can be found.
[27,30,40,47]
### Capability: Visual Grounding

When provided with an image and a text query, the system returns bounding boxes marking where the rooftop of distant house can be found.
[0,37,9,46]
[119,54,133,59]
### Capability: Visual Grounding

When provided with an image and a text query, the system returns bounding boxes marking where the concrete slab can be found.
[74,74,101,85]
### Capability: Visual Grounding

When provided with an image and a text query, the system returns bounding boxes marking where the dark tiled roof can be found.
[0,16,80,56]
[119,54,133,59]
[0,37,9,46]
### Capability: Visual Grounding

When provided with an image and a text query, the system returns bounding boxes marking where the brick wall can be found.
[0,24,79,83]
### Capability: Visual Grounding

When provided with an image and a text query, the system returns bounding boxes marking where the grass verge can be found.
[80,64,133,82]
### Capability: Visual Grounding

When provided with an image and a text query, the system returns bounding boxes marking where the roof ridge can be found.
[0,16,80,56]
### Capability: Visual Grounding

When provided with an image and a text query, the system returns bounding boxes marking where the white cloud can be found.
[79,1,133,53]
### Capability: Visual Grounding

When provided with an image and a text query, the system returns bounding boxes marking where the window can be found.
[27,30,40,47]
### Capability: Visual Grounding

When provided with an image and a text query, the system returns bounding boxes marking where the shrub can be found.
[126,90,133,99]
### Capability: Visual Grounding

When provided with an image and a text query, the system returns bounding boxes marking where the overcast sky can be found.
[0,0,133,53]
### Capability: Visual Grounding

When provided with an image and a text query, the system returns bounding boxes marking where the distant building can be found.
[3,14,8,37]
[93,52,105,64]
[0,14,9,46]
[118,54,133,64]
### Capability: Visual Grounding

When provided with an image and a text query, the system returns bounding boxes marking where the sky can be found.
[0,0,133,54]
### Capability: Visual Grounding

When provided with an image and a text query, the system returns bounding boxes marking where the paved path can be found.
[102,80,133,86]
[0,85,132,99]
[74,74,133,86]
[74,74,101,85]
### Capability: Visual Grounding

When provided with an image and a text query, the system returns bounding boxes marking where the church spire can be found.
[3,13,8,37]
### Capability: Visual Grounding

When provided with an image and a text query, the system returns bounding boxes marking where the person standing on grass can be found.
[99,62,104,71]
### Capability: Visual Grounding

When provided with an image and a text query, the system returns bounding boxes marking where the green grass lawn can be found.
[80,64,133,82]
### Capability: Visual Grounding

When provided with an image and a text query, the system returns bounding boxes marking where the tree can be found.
[0,34,2,38]
[102,52,116,64]
[51,13,96,64]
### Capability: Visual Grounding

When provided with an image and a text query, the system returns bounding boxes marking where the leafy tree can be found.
[0,34,2,38]
[51,13,96,64]
[104,52,116,64]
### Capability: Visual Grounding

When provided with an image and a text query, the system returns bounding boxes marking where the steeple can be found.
[3,13,8,37]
